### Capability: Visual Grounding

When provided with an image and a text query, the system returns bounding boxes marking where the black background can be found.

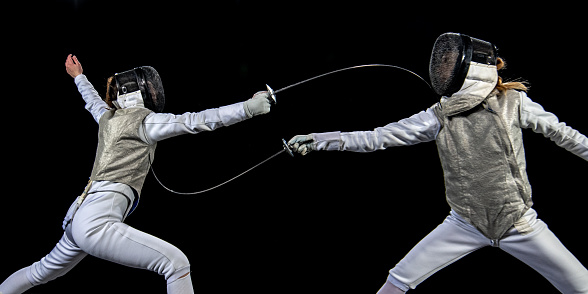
[2,1,587,293]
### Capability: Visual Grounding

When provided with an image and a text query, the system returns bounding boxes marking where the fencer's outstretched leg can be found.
[0,268,33,294]
[377,280,406,294]
[0,233,87,294]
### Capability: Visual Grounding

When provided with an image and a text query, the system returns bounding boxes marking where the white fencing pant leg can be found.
[0,268,32,294]
[71,191,193,294]
[387,212,489,291]
[0,233,87,294]
[499,210,588,293]
[167,272,194,294]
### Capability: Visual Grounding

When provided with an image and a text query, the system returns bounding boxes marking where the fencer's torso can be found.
[90,108,156,196]
[433,90,533,240]
[312,88,588,240]
[75,74,250,199]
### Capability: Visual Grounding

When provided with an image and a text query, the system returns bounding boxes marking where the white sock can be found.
[376,280,406,294]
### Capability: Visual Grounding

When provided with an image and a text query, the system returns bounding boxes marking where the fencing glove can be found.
[244,91,272,117]
[288,135,315,155]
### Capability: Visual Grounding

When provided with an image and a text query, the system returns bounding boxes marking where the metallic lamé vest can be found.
[433,90,533,240]
[90,108,156,195]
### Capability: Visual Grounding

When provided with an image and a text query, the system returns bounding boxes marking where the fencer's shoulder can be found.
[143,111,179,120]
[102,108,152,124]
[114,107,152,116]
[502,88,526,99]
[99,109,116,120]
[493,89,529,105]
[429,101,443,119]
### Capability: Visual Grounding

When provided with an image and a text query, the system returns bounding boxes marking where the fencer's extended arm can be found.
[141,91,271,143]
[520,93,588,161]
[141,102,249,143]
[75,74,109,123]
[310,108,440,152]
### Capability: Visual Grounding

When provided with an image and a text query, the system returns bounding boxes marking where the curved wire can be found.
[274,64,433,94]
[150,149,285,195]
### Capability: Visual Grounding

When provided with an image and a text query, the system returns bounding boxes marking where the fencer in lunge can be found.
[0,54,273,294]
[288,33,588,293]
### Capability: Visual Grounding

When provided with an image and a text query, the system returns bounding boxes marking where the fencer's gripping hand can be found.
[65,54,83,78]
[288,135,315,156]
[244,91,272,118]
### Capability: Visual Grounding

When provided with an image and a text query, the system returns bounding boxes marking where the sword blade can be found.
[273,64,431,94]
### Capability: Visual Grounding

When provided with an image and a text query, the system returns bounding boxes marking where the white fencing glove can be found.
[244,91,272,117]
[288,134,315,155]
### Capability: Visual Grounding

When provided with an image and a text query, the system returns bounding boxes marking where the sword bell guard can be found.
[266,84,277,104]
[282,138,294,157]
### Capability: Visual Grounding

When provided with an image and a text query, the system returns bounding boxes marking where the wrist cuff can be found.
[312,131,342,151]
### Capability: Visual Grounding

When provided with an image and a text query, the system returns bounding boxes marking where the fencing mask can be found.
[429,33,497,97]
[114,66,165,112]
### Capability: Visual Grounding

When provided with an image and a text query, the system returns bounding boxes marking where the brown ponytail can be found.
[495,57,528,93]
[104,76,118,108]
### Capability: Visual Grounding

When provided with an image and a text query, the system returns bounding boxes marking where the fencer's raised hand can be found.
[244,91,272,118]
[288,134,315,156]
[65,54,83,78]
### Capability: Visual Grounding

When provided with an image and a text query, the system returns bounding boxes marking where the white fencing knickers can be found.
[387,208,588,293]
[0,181,193,294]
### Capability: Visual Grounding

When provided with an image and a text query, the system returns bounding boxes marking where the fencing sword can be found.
[154,64,430,195]
[264,63,432,104]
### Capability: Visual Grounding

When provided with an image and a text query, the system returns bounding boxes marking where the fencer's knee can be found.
[26,235,85,286]
[164,249,191,283]
[167,269,194,294]
[167,263,191,284]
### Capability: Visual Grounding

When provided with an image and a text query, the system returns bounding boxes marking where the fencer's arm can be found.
[141,102,249,143]
[140,91,271,143]
[520,93,588,161]
[311,108,440,152]
[75,74,109,123]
